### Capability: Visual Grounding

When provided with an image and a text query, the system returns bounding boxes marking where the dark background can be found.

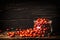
[0,0,60,36]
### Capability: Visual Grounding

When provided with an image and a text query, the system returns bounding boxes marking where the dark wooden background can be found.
[0,0,60,36]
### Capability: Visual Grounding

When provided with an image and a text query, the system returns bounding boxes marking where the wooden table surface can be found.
[0,32,60,40]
